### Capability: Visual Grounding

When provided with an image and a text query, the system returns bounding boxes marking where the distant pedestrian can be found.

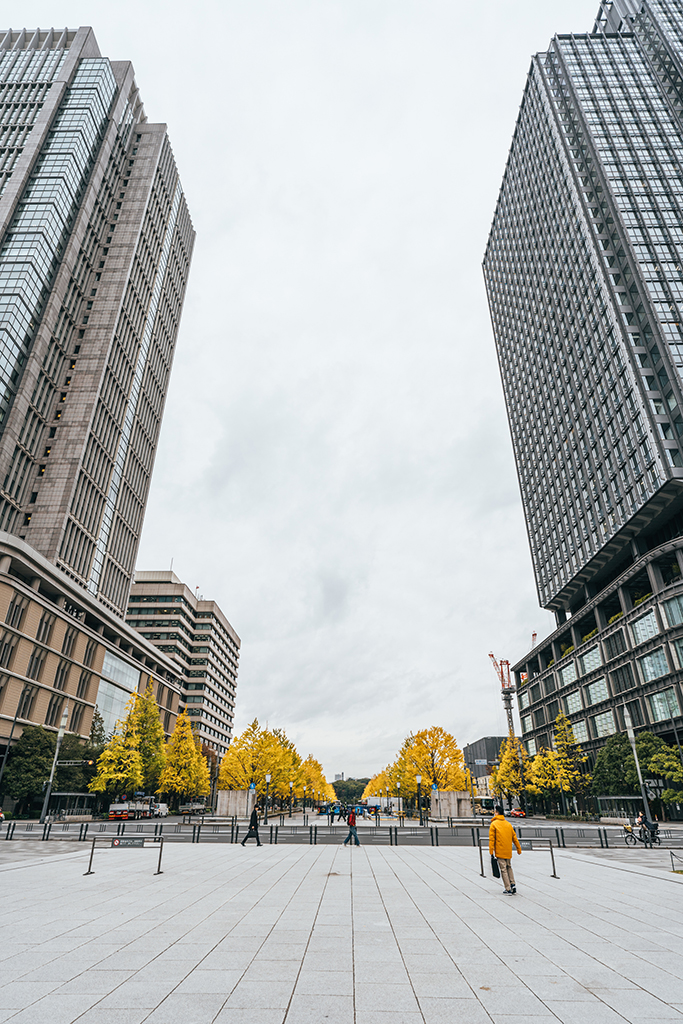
[489,805,521,894]
[343,808,360,846]
[241,806,262,847]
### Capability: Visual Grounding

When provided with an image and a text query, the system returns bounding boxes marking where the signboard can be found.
[519,840,532,850]
[111,838,144,848]
[249,782,256,790]
[431,783,437,790]
[474,759,488,766]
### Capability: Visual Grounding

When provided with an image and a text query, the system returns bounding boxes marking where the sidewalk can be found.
[1,844,682,1023]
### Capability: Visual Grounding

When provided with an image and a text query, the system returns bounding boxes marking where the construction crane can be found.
[489,652,515,737]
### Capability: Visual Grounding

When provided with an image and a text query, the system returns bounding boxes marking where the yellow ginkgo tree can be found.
[157,711,210,804]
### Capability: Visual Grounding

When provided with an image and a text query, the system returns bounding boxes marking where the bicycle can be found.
[623,823,661,847]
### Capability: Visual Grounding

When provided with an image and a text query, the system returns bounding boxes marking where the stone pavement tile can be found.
[355,962,410,983]
[222,980,295,1009]
[400,953,458,973]
[304,951,353,970]
[71,1011,150,1024]
[355,982,420,1012]
[132,960,192,981]
[408,973,472,998]
[242,961,300,982]
[487,1017,561,1023]
[417,997,493,1024]
[281,993,353,1023]
[174,968,243,993]
[597,989,682,1021]
[505,956,561,976]
[476,985,554,1016]
[355,1014,423,1024]
[544,998,632,1023]
[563,965,639,990]
[92,950,158,971]
[56,970,138,994]
[458,964,527,989]
[96,981,173,1008]
[0,980,62,1006]
[628,972,683,1003]
[257,943,310,961]
[5,993,101,1024]
[200,950,255,971]
[141,993,229,1024]
[295,970,353,995]
[522,975,601,1000]
[213,1011,286,1024]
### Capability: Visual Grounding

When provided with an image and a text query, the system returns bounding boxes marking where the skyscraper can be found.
[0,27,193,786]
[0,27,194,616]
[484,2,683,764]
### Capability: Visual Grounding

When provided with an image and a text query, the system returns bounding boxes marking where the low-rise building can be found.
[0,533,183,767]
[127,571,239,754]
[463,736,508,800]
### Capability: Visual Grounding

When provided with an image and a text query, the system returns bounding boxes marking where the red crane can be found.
[489,652,515,736]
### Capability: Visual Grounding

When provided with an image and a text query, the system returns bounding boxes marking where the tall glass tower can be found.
[485,2,683,766]
[0,28,194,616]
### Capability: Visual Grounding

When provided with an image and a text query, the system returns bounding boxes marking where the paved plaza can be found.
[1,843,683,1024]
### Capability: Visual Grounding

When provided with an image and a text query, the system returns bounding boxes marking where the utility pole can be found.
[39,703,69,824]
[623,706,652,824]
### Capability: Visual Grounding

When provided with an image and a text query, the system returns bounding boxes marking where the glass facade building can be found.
[485,1,683,762]
[0,28,194,616]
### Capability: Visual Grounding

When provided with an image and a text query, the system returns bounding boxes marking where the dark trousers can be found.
[241,829,261,846]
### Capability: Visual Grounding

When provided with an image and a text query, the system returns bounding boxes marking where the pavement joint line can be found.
[381,846,556,1022]
[364,849,429,1024]
[417,846,683,1011]
[6,845,313,1021]
[281,846,339,1024]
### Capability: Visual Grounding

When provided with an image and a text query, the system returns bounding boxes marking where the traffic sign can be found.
[111,838,144,848]
[474,759,488,765]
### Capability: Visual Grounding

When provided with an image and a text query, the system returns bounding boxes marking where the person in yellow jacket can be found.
[489,805,521,894]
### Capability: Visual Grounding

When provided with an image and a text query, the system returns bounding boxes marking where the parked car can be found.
[510,808,526,818]
[155,803,169,817]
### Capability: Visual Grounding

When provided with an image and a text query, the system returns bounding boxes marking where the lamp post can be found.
[397,781,401,820]
[416,775,422,826]
[289,780,293,817]
[40,702,69,824]
[665,689,683,765]
[0,683,32,793]
[624,706,652,823]
[264,774,271,824]
[303,784,307,812]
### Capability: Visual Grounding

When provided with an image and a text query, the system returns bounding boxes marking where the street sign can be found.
[111,838,144,848]
[520,840,532,850]
[474,759,488,765]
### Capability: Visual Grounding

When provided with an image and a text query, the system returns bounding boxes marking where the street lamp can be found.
[40,702,69,824]
[303,784,307,812]
[416,775,422,826]
[289,780,293,817]
[397,781,401,821]
[264,774,271,824]
[624,706,652,824]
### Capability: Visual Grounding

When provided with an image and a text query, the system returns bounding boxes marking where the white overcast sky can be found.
[20,0,598,777]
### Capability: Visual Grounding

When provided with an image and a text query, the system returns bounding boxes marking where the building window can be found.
[626,699,644,728]
[522,715,532,733]
[533,709,545,728]
[17,684,36,719]
[547,699,559,722]
[83,638,98,668]
[36,611,55,645]
[101,650,140,691]
[586,677,609,706]
[604,630,626,661]
[519,690,530,710]
[26,646,46,681]
[544,675,556,694]
[565,691,582,714]
[662,595,683,628]
[631,610,658,645]
[638,647,669,682]
[5,593,28,630]
[77,670,91,699]
[62,626,77,657]
[53,659,70,691]
[572,720,589,743]
[559,662,577,686]
[163,710,171,733]
[593,710,616,738]
[526,738,537,756]
[611,663,635,694]
[70,703,85,733]
[648,688,680,723]
[0,630,17,669]
[579,646,602,675]
[45,694,64,728]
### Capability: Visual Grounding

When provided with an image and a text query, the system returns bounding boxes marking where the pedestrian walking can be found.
[343,808,360,846]
[241,806,262,847]
[489,805,521,894]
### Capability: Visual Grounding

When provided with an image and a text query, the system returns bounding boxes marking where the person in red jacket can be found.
[343,808,360,846]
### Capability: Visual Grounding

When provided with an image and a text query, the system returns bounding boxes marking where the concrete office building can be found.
[484,1,683,763]
[463,736,508,801]
[127,572,239,755]
[0,28,192,765]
